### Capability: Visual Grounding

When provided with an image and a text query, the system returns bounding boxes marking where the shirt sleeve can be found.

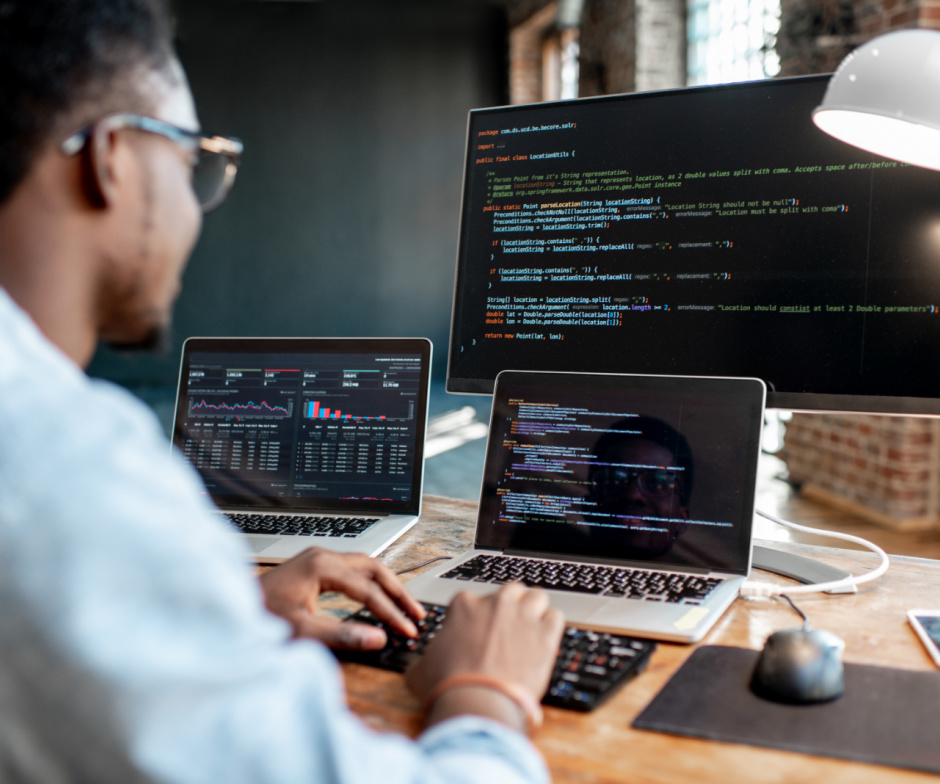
[0,359,549,784]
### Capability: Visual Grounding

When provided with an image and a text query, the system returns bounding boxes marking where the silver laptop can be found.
[171,337,432,563]
[406,370,766,643]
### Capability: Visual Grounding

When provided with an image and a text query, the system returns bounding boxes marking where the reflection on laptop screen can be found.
[477,371,764,574]
[174,342,428,512]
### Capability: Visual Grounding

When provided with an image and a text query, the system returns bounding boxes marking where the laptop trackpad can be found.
[587,599,682,628]
[244,536,279,554]
[546,591,600,618]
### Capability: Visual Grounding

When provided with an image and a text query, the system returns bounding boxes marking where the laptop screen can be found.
[172,338,431,514]
[477,371,765,575]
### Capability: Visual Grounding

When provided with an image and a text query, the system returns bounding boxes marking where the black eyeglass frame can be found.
[591,466,684,499]
[60,113,243,212]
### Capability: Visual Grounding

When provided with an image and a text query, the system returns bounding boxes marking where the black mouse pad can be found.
[632,645,940,774]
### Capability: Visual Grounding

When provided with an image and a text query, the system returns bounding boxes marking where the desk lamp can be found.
[748,32,940,591]
[753,29,939,591]
[813,29,940,170]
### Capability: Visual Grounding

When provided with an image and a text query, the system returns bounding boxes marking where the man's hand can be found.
[259,547,425,650]
[405,584,564,730]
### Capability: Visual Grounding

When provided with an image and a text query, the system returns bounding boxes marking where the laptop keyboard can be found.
[338,602,656,711]
[441,554,721,604]
[225,513,379,537]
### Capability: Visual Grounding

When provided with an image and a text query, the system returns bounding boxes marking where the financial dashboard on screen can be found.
[446,75,940,414]
[172,338,431,512]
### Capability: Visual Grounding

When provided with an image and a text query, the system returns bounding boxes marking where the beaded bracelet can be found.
[423,673,543,732]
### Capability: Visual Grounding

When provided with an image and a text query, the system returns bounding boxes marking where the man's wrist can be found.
[423,673,543,734]
[426,683,532,734]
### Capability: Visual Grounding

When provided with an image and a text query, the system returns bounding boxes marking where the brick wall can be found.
[509,2,558,104]
[508,0,940,101]
[924,0,940,28]
[578,0,685,95]
[782,415,940,529]
[778,0,940,76]
[507,0,686,101]
[579,0,636,95]
[634,0,685,91]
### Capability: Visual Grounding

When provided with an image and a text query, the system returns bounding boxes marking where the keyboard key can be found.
[225,513,379,538]
[337,602,656,712]
[440,554,720,605]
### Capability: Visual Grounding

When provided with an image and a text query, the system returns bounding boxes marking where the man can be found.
[586,416,693,559]
[0,2,563,782]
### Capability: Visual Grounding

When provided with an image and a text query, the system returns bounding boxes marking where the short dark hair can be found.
[0,0,175,205]
[591,416,695,505]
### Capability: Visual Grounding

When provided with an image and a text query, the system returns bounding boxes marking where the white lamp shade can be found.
[813,29,940,171]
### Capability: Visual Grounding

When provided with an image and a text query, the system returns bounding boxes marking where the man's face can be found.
[98,64,203,351]
[590,438,689,556]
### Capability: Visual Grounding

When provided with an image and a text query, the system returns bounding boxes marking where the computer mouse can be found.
[750,627,845,704]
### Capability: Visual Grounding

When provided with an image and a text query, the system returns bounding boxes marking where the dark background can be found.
[88,0,508,393]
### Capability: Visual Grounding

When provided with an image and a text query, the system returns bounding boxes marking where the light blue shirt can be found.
[0,287,550,784]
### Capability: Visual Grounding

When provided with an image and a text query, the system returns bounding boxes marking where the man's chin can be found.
[103,324,171,355]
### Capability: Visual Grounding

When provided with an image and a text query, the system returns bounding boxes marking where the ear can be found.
[81,122,122,209]
[674,507,690,536]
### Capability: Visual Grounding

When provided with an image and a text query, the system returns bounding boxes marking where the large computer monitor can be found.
[446,75,940,414]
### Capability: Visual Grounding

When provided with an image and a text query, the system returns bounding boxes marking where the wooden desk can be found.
[338,495,940,783]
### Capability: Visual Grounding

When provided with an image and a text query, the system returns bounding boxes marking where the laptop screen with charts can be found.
[171,337,431,563]
[405,370,766,643]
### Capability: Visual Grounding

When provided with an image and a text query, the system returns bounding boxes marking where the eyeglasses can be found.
[61,114,243,212]
[592,467,681,499]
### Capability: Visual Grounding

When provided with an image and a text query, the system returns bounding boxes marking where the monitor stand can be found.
[752,545,856,594]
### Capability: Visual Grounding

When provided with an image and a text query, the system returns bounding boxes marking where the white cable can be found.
[739,509,891,598]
